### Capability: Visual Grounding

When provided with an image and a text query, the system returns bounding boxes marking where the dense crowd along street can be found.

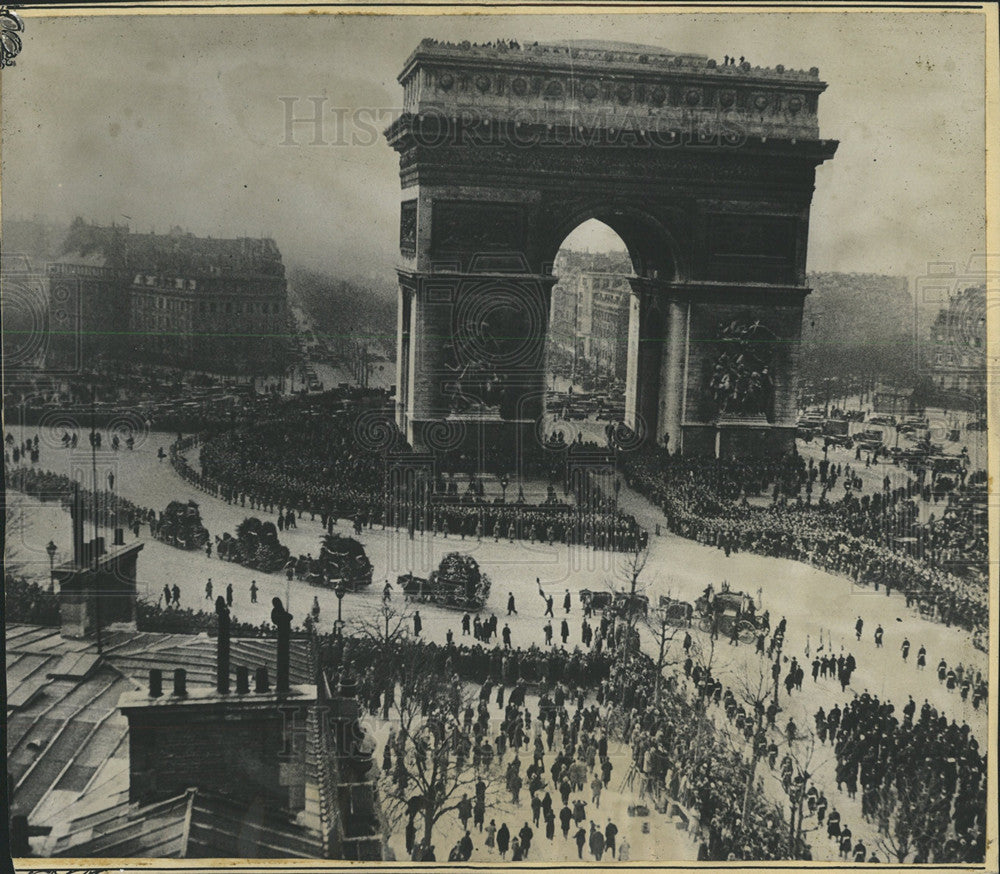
[4,386,990,863]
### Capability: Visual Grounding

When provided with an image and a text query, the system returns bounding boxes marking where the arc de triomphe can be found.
[385,39,837,463]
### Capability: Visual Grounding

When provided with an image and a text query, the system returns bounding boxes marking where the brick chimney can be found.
[70,483,85,566]
[215,597,230,694]
[271,597,292,696]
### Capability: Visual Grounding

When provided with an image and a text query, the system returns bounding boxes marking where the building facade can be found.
[925,285,986,397]
[49,220,289,374]
[549,250,631,382]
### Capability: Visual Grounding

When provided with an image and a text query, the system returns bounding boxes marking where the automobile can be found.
[562,405,589,421]
[824,433,854,450]
[927,455,964,475]
[856,429,884,451]
[821,419,853,448]
[966,418,987,432]
[868,414,897,427]
[797,414,825,429]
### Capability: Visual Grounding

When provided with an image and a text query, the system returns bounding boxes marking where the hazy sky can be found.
[1,10,986,286]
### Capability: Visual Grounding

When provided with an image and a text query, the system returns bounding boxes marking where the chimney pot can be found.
[173,668,187,696]
[149,668,163,697]
[255,666,269,693]
[236,665,250,693]
[339,677,358,698]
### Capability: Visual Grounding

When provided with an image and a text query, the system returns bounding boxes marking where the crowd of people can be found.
[623,450,988,637]
[341,634,795,861]
[5,465,158,540]
[175,414,647,553]
[821,690,987,862]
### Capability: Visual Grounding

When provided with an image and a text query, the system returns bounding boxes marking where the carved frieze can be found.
[399,199,418,257]
[431,201,524,254]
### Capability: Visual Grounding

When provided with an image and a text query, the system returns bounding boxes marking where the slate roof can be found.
[48,787,327,859]
[6,622,314,856]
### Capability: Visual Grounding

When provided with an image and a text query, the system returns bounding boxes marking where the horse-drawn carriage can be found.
[398,552,491,611]
[153,500,210,550]
[316,533,373,591]
[658,595,694,627]
[695,582,760,642]
[580,588,649,617]
[579,589,613,613]
[613,591,649,617]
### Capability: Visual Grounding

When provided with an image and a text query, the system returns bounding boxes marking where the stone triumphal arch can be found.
[385,39,837,461]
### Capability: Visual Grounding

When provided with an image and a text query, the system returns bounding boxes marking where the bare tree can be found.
[770,728,834,859]
[728,656,774,823]
[642,604,684,706]
[607,542,650,699]
[378,662,502,859]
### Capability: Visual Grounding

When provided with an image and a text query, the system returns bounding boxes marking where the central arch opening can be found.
[544,219,635,444]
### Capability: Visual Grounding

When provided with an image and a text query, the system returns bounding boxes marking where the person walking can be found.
[507,592,517,615]
[497,822,510,859]
[590,773,603,809]
[458,794,472,831]
[205,578,213,600]
[485,819,496,853]
[510,837,522,861]
[560,804,573,839]
[561,618,569,645]
[413,610,422,637]
[225,582,233,608]
[618,838,630,862]
[518,822,533,859]
[574,825,586,859]
[531,793,542,827]
[563,589,571,614]
[250,579,258,603]
[589,821,605,861]
[459,830,473,861]
[604,819,618,858]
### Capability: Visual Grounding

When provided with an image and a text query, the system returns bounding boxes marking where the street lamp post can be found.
[46,540,57,593]
[334,579,347,636]
[381,602,392,643]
